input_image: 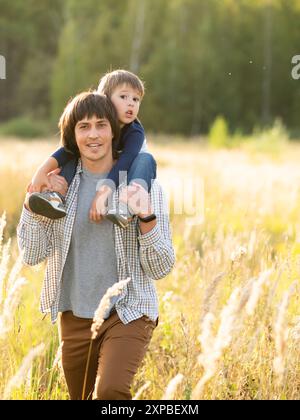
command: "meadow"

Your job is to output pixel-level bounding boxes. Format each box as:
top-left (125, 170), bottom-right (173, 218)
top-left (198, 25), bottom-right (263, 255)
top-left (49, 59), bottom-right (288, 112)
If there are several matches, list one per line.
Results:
top-left (1, 135), bottom-right (300, 400)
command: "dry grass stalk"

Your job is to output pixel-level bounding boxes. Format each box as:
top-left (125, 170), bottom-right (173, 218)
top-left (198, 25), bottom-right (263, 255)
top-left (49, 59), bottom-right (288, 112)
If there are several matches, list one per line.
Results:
top-left (51, 341), bottom-right (64, 371)
top-left (193, 269), bottom-right (274, 398)
top-left (192, 287), bottom-right (242, 399)
top-left (0, 212), bottom-right (6, 256)
top-left (3, 343), bottom-right (45, 399)
top-left (245, 269), bottom-right (273, 316)
top-left (201, 272), bottom-right (225, 322)
top-left (0, 212), bottom-right (8, 304)
top-left (230, 246), bottom-right (247, 263)
top-left (91, 278), bottom-right (131, 339)
top-left (7, 252), bottom-right (25, 291)
top-left (0, 239), bottom-right (11, 304)
top-left (133, 381), bottom-right (151, 400)
top-left (161, 373), bottom-right (184, 400)
top-left (273, 281), bottom-right (297, 382)
top-left (0, 276), bottom-right (27, 339)
top-left (0, 216), bottom-right (27, 339)
top-left (290, 315), bottom-right (300, 341)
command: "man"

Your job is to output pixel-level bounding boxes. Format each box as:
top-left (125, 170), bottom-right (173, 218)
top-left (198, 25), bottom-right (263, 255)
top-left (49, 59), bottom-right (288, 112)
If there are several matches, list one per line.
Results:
top-left (17, 92), bottom-right (175, 400)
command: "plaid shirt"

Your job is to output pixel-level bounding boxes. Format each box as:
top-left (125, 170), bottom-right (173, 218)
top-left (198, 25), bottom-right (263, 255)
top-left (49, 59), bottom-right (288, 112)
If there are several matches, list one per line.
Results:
top-left (17, 160), bottom-right (175, 324)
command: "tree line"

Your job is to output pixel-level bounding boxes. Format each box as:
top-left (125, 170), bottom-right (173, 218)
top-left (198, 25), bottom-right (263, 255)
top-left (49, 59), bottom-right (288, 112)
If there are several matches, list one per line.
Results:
top-left (0, 0), bottom-right (300, 135)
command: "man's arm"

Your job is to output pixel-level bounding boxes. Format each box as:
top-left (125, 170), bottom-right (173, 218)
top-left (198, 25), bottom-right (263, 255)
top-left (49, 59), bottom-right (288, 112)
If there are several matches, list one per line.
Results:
top-left (17, 172), bottom-right (67, 265)
top-left (137, 182), bottom-right (175, 280)
top-left (17, 206), bottom-right (54, 266)
top-left (28, 147), bottom-right (74, 193)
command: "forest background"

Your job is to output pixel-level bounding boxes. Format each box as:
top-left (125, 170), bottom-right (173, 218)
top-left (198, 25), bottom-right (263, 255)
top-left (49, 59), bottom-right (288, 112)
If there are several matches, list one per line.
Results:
top-left (1, 0), bottom-right (300, 137)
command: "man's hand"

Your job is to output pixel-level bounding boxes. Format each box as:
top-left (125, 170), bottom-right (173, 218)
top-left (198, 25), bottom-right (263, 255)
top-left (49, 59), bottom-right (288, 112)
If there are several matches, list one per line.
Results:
top-left (119, 182), bottom-right (153, 217)
top-left (27, 169), bottom-right (53, 193)
top-left (120, 183), bottom-right (156, 234)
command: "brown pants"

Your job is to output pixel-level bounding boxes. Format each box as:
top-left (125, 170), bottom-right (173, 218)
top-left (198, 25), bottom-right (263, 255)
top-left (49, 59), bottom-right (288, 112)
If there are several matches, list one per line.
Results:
top-left (58, 310), bottom-right (157, 400)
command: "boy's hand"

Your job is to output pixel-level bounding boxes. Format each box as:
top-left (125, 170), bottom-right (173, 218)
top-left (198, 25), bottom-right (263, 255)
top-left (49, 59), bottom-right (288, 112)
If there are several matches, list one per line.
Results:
top-left (28, 168), bottom-right (56, 193)
top-left (89, 185), bottom-right (112, 223)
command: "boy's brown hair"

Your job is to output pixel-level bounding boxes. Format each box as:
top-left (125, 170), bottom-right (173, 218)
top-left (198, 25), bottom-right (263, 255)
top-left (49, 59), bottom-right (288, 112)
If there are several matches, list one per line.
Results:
top-left (59, 91), bottom-right (120, 158)
top-left (97, 69), bottom-right (145, 99)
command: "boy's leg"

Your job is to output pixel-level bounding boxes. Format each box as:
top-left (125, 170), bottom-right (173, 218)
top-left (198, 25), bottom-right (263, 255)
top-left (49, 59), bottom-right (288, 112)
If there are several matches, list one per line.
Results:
top-left (127, 152), bottom-right (157, 192)
top-left (27, 159), bottom-right (77, 219)
top-left (106, 153), bottom-right (156, 228)
top-left (93, 312), bottom-right (157, 400)
top-left (59, 159), bottom-right (77, 187)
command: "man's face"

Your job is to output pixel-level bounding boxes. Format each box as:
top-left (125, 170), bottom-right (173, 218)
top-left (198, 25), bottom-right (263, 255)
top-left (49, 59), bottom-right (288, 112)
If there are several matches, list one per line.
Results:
top-left (110, 83), bottom-right (141, 127)
top-left (74, 115), bottom-right (114, 163)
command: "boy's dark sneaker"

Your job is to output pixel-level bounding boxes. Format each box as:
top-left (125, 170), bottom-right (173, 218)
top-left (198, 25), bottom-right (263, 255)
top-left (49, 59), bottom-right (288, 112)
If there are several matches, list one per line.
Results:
top-left (28, 191), bottom-right (66, 219)
top-left (105, 201), bottom-right (132, 229)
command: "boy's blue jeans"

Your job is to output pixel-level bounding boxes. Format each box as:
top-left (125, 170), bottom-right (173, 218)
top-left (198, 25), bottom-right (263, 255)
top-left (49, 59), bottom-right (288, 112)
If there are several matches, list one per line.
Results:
top-left (122, 152), bottom-right (157, 193)
top-left (60, 152), bottom-right (157, 193)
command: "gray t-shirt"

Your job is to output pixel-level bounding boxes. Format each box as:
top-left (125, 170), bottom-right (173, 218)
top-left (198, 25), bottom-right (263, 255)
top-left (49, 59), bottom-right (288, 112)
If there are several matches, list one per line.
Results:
top-left (58, 167), bottom-right (118, 318)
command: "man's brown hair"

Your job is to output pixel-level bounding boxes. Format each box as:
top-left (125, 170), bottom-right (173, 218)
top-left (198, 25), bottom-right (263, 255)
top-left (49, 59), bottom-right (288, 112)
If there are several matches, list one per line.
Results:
top-left (58, 92), bottom-right (120, 158)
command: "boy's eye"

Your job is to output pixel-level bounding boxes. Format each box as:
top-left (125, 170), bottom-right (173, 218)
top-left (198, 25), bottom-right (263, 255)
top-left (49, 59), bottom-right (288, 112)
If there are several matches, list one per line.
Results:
top-left (120, 95), bottom-right (127, 99)
top-left (133, 97), bottom-right (140, 103)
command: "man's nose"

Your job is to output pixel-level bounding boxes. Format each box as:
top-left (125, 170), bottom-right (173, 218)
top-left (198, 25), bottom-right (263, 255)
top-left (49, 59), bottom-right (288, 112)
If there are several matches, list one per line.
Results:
top-left (88, 126), bottom-right (100, 138)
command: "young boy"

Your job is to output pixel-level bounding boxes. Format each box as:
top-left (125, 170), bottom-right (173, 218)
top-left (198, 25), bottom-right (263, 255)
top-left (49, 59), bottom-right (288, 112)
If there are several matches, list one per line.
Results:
top-left (28, 69), bottom-right (156, 228)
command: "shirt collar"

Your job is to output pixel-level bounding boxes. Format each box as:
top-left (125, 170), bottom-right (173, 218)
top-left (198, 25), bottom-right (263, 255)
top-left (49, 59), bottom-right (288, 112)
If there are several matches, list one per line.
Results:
top-left (76, 158), bottom-right (83, 175)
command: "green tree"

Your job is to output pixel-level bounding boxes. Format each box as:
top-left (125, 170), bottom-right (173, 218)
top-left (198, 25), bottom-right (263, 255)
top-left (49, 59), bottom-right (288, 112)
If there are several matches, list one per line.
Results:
top-left (0, 0), bottom-right (63, 121)
top-left (51, 0), bottom-right (129, 120)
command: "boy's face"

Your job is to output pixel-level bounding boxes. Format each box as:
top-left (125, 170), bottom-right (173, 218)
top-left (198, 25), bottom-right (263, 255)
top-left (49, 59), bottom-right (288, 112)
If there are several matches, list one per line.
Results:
top-left (110, 83), bottom-right (141, 127)
top-left (74, 115), bottom-right (113, 163)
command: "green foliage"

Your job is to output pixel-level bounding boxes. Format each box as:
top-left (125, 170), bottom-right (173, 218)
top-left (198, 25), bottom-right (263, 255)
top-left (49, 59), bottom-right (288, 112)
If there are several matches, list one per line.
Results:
top-left (0, 117), bottom-right (48, 138)
top-left (208, 116), bottom-right (230, 148)
top-left (50, 0), bottom-right (130, 121)
top-left (1, 0), bottom-right (300, 136)
top-left (243, 119), bottom-right (289, 156)
top-left (0, 0), bottom-right (64, 120)
top-left (254, 119), bottom-right (289, 147)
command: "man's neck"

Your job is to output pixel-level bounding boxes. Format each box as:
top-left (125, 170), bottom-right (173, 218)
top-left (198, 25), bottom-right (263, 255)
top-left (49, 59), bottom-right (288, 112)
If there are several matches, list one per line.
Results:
top-left (81, 157), bottom-right (114, 174)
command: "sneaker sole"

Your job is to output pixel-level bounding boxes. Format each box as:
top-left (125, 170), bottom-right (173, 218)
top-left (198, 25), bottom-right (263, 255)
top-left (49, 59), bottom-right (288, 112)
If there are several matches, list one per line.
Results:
top-left (28, 194), bottom-right (66, 220)
top-left (106, 213), bottom-right (129, 229)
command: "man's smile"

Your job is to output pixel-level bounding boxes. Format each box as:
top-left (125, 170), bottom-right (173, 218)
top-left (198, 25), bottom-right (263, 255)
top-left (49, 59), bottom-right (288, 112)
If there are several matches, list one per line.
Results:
top-left (86, 143), bottom-right (103, 149)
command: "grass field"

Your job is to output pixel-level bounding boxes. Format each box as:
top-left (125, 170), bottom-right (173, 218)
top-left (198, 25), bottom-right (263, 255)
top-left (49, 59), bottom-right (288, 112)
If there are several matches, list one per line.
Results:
top-left (1, 135), bottom-right (300, 400)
